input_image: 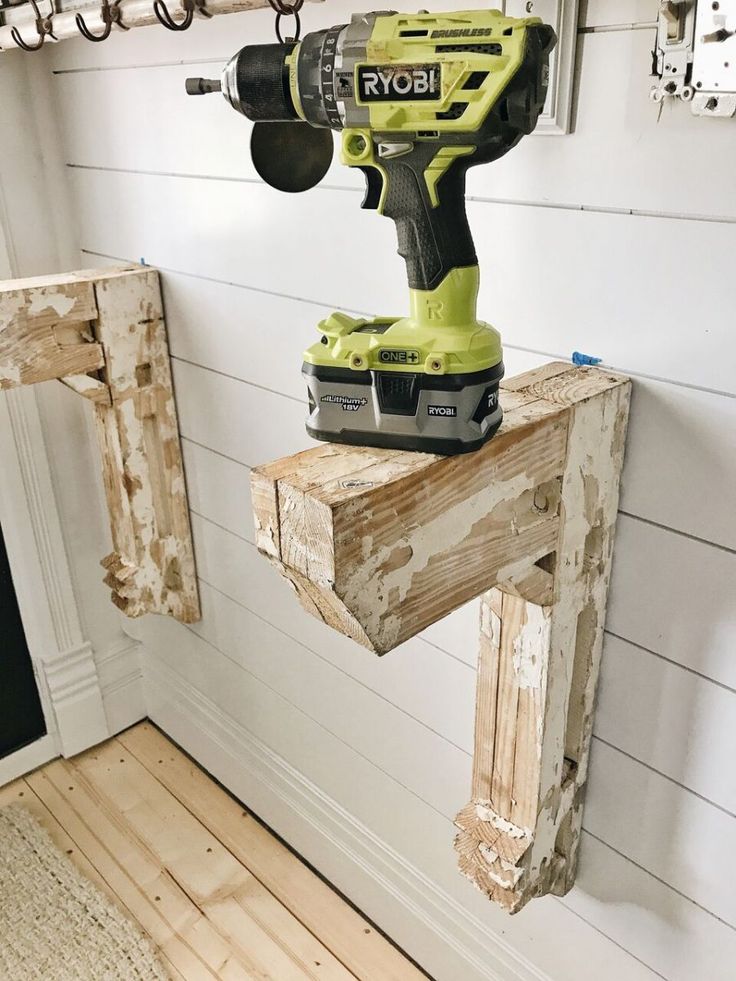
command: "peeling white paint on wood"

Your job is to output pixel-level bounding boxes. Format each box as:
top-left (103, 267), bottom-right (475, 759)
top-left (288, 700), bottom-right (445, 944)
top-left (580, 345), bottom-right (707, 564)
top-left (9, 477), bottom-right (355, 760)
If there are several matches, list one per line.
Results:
top-left (250, 362), bottom-right (630, 912)
top-left (456, 369), bottom-right (631, 913)
top-left (252, 391), bottom-right (570, 654)
top-left (28, 289), bottom-right (77, 319)
top-left (92, 268), bottom-right (200, 623)
top-left (0, 265), bottom-right (199, 624)
top-left (0, 279), bottom-right (103, 388)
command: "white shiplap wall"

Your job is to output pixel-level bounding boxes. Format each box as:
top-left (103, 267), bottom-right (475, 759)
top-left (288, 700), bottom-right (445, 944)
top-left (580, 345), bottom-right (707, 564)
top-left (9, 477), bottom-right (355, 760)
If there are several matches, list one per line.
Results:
top-left (28, 0), bottom-right (736, 977)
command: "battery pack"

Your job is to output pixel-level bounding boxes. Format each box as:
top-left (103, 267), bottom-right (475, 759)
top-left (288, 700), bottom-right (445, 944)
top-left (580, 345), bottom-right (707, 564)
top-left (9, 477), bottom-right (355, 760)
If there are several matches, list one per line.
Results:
top-left (303, 361), bottom-right (504, 455)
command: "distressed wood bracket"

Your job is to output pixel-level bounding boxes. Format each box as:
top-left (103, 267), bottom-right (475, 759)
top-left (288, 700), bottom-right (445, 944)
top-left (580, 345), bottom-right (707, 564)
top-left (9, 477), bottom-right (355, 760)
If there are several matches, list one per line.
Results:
top-left (0, 266), bottom-right (200, 624)
top-left (251, 362), bottom-right (631, 911)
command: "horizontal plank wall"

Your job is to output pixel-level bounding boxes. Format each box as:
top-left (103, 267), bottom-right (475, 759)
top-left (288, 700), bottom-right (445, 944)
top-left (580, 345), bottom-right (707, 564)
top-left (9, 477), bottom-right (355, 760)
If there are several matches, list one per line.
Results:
top-left (37, 0), bottom-right (736, 977)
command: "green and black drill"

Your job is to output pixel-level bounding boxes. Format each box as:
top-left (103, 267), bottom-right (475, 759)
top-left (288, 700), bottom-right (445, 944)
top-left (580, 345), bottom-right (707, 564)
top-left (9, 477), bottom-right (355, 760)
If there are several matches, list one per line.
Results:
top-left (187, 9), bottom-right (555, 454)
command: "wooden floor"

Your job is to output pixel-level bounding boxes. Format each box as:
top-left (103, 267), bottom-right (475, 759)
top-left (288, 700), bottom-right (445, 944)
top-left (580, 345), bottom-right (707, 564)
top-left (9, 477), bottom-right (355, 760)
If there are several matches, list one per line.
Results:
top-left (0, 722), bottom-right (424, 981)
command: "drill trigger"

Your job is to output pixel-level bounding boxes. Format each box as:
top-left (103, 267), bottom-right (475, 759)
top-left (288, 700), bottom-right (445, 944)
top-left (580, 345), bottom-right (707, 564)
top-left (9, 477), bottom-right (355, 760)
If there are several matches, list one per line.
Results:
top-left (358, 165), bottom-right (383, 210)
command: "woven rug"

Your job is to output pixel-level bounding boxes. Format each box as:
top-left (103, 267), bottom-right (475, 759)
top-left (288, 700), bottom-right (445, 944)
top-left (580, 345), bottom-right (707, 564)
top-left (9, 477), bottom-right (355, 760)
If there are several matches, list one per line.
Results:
top-left (0, 804), bottom-right (169, 981)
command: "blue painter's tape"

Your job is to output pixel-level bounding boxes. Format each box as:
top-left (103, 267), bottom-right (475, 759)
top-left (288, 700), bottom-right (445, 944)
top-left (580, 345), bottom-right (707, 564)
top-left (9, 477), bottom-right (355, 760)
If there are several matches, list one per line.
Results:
top-left (572, 351), bottom-right (602, 367)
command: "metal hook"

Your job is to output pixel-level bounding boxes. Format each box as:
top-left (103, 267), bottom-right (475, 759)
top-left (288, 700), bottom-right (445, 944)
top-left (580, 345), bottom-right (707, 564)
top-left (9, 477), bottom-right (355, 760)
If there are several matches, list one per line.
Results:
top-left (11, 0), bottom-right (56, 52)
top-left (266, 0), bottom-right (303, 42)
top-left (153, 0), bottom-right (192, 31)
top-left (274, 8), bottom-right (300, 43)
top-left (76, 0), bottom-right (113, 41)
top-left (153, 0), bottom-right (211, 31)
top-left (76, 0), bottom-right (127, 40)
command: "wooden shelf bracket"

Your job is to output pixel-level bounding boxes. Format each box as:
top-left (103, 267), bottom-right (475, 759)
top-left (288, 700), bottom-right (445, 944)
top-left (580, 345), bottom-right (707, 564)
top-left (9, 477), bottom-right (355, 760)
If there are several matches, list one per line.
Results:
top-left (251, 362), bottom-right (631, 911)
top-left (0, 265), bottom-right (200, 624)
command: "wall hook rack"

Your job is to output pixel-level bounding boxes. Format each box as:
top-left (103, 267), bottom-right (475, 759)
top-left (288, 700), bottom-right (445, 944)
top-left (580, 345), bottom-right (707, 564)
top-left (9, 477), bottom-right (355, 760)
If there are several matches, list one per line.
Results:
top-left (0, 265), bottom-right (200, 624)
top-left (250, 362), bottom-right (631, 911)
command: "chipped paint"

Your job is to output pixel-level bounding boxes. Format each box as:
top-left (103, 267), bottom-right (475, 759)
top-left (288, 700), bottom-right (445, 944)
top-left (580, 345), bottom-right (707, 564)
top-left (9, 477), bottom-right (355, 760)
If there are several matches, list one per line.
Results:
top-left (451, 369), bottom-right (631, 913)
top-left (474, 803), bottom-right (530, 838)
top-left (478, 861), bottom-right (521, 889)
top-left (343, 470), bottom-right (538, 649)
top-left (478, 844), bottom-right (524, 885)
top-left (87, 269), bottom-right (200, 623)
top-left (0, 363), bottom-right (21, 385)
top-left (28, 289), bottom-right (77, 319)
top-left (248, 361), bottom-right (630, 913)
top-left (511, 603), bottom-right (550, 690)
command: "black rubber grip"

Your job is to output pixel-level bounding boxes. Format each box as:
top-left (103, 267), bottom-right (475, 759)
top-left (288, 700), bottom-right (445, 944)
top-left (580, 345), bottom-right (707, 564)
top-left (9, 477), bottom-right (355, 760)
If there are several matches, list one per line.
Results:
top-left (379, 144), bottom-right (476, 292)
top-left (234, 43), bottom-right (298, 121)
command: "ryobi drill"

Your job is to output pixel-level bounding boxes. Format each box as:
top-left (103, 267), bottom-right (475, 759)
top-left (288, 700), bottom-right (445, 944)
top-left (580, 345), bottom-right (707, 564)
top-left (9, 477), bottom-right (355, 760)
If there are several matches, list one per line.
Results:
top-left (187, 9), bottom-right (555, 454)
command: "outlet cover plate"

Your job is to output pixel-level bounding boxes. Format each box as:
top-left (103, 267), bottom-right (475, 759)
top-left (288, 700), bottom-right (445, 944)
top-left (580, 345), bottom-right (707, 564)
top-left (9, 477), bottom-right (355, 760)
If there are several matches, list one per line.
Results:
top-left (505, 0), bottom-right (579, 134)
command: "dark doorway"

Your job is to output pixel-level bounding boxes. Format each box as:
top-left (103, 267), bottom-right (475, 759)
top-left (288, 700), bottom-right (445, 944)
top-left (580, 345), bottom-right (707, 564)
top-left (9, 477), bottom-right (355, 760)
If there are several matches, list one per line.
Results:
top-left (0, 522), bottom-right (46, 758)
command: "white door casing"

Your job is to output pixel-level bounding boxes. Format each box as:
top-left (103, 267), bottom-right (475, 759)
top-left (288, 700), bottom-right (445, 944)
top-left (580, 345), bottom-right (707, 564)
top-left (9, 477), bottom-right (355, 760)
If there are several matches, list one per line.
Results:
top-left (0, 165), bottom-right (130, 780)
top-left (0, 387), bottom-right (110, 765)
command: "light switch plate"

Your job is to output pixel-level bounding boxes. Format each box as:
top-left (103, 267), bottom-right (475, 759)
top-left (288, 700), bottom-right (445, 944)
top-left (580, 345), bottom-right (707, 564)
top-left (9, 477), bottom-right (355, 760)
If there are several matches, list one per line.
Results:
top-left (692, 0), bottom-right (736, 115)
top-left (651, 0), bottom-right (736, 117)
top-left (505, 0), bottom-right (579, 134)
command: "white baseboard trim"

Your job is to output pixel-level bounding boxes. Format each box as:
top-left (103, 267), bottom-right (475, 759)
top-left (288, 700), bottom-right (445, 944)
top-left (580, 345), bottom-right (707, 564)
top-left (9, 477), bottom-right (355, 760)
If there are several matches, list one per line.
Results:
top-left (143, 653), bottom-right (550, 981)
top-left (97, 637), bottom-right (145, 737)
top-left (40, 640), bottom-right (108, 757)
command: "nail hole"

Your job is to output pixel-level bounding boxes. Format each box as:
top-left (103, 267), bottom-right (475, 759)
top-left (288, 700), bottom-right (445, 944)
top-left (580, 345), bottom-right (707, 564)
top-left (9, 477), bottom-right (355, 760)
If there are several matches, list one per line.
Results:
top-left (135, 363), bottom-right (153, 387)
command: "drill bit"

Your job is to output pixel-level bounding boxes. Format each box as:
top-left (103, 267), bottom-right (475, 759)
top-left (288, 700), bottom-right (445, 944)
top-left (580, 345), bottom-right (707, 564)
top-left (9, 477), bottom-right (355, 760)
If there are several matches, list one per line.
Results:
top-left (185, 77), bottom-right (222, 96)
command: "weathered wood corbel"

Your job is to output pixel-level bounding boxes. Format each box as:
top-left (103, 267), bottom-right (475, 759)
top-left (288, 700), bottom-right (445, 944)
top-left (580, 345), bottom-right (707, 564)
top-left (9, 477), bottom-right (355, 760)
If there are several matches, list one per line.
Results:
top-left (0, 266), bottom-right (200, 624)
top-left (250, 363), bottom-right (631, 911)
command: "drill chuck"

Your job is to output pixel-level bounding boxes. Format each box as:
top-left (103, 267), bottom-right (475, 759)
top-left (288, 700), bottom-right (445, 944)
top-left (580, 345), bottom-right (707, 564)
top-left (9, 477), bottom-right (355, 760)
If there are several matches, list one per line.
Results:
top-left (185, 44), bottom-right (298, 121)
top-left (223, 42), bottom-right (298, 120)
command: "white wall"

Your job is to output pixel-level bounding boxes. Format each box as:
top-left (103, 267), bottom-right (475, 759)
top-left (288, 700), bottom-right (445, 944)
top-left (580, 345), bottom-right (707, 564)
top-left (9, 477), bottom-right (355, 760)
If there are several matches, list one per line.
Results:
top-left (19, 1), bottom-right (736, 977)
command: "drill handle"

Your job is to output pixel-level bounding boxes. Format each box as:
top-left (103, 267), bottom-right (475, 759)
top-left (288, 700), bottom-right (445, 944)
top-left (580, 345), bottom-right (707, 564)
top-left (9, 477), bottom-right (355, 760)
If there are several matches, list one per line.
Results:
top-left (377, 145), bottom-right (477, 293)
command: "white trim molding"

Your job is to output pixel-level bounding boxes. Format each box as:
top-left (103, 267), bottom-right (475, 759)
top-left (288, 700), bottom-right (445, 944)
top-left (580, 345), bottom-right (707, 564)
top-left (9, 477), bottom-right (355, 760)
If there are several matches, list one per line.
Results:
top-left (41, 641), bottom-right (109, 758)
top-left (0, 75), bottom-right (145, 778)
top-left (0, 387), bottom-right (145, 766)
top-left (143, 653), bottom-right (551, 981)
top-left (0, 387), bottom-right (108, 759)
top-left (96, 637), bottom-right (146, 737)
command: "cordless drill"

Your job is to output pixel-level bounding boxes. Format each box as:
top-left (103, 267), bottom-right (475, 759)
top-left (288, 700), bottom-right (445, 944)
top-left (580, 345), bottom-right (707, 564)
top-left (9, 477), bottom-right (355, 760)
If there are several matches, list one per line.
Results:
top-left (187, 9), bottom-right (555, 454)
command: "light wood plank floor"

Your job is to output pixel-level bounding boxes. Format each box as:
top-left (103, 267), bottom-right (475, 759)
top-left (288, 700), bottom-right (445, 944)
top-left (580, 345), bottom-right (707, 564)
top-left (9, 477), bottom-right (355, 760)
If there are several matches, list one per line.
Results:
top-left (0, 722), bottom-right (425, 981)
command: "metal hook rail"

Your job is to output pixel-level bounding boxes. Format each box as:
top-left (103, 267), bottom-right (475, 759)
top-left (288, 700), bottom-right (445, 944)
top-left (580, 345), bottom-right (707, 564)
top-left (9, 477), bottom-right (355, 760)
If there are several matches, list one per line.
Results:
top-left (0, 0), bottom-right (312, 51)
